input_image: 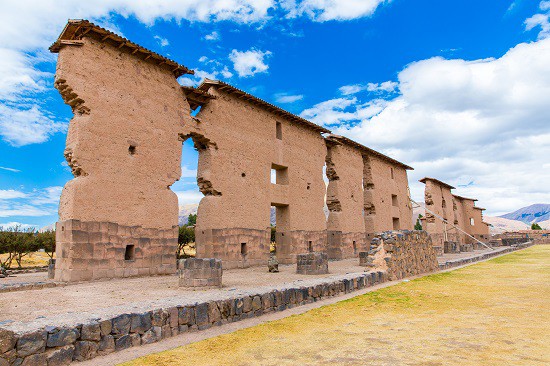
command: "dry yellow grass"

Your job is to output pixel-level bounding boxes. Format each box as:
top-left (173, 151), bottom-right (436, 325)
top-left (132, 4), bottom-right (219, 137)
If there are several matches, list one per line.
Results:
top-left (123, 245), bottom-right (550, 366)
top-left (0, 251), bottom-right (52, 268)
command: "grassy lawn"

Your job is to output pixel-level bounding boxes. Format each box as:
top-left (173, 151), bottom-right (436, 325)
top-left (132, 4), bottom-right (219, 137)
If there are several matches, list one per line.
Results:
top-left (123, 245), bottom-right (550, 366)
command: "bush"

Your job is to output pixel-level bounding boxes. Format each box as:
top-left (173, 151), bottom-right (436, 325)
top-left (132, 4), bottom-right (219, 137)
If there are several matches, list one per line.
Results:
top-left (531, 223), bottom-right (542, 230)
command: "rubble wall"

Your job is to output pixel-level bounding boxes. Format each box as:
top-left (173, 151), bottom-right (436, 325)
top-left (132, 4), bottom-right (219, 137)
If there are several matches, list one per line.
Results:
top-left (367, 231), bottom-right (439, 280)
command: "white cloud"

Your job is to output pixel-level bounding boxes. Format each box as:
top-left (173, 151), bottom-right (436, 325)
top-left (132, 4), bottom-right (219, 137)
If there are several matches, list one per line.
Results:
top-left (281, 0), bottom-right (387, 21)
top-left (275, 93), bottom-right (304, 103)
top-left (175, 189), bottom-right (204, 205)
top-left (526, 2), bottom-right (550, 39)
top-left (301, 38), bottom-right (550, 215)
top-left (0, 166), bottom-right (20, 173)
top-left (0, 222), bottom-right (39, 230)
top-left (154, 35), bottom-right (169, 47)
top-left (204, 31), bottom-right (221, 41)
top-left (0, 104), bottom-right (67, 146)
top-left (180, 166), bottom-right (197, 178)
top-left (339, 81), bottom-right (398, 95)
top-left (0, 190), bottom-right (27, 199)
top-left (229, 48), bottom-right (272, 77)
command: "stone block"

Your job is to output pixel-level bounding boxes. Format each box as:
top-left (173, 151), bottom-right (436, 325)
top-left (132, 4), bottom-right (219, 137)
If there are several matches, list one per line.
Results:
top-left (98, 335), bottom-right (115, 355)
top-left (16, 331), bottom-right (46, 358)
top-left (130, 313), bottom-right (152, 335)
top-left (111, 314), bottom-right (131, 335)
top-left (296, 252), bottom-right (328, 275)
top-left (0, 328), bottom-right (17, 354)
top-left (81, 322), bottom-right (101, 341)
top-left (47, 328), bottom-right (79, 348)
top-left (73, 341), bottom-right (98, 361)
top-left (46, 345), bottom-right (74, 366)
top-left (178, 258), bottom-right (223, 289)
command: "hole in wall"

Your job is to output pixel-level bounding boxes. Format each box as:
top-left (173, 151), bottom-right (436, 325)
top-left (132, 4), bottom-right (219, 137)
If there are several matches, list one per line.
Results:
top-left (276, 121), bottom-right (282, 140)
top-left (241, 172), bottom-right (246, 177)
top-left (241, 242), bottom-right (247, 257)
top-left (128, 145), bottom-right (136, 155)
top-left (308, 241), bottom-right (313, 252)
top-left (353, 241), bottom-right (357, 255)
top-left (124, 245), bottom-right (135, 261)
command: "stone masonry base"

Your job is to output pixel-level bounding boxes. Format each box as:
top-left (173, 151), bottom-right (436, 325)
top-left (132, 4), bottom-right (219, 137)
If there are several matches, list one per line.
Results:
top-left (296, 252), bottom-right (329, 275)
top-left (178, 258), bottom-right (222, 289)
top-left (54, 220), bottom-right (178, 282)
top-left (0, 243), bottom-right (533, 366)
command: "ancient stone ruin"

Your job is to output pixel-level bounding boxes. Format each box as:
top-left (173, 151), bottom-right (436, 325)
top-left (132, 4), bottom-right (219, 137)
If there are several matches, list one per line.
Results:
top-left (420, 177), bottom-right (490, 254)
top-left (49, 20), bottom-right (487, 283)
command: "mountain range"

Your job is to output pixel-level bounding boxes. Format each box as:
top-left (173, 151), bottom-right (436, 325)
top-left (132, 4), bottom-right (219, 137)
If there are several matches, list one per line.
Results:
top-left (499, 204), bottom-right (550, 223)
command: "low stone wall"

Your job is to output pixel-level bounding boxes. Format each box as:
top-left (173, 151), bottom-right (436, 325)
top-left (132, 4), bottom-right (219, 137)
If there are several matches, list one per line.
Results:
top-left (296, 252), bottom-right (328, 275)
top-left (178, 258), bottom-right (222, 289)
top-left (358, 251), bottom-right (369, 266)
top-left (0, 270), bottom-right (388, 366)
top-left (444, 241), bottom-right (460, 254)
top-left (501, 237), bottom-right (531, 246)
top-left (439, 242), bottom-right (534, 270)
top-left (459, 244), bottom-right (474, 252)
top-left (367, 231), bottom-right (439, 281)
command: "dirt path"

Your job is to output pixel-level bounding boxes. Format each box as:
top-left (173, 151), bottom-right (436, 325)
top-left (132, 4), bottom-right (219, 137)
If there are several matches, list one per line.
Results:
top-left (120, 245), bottom-right (550, 366)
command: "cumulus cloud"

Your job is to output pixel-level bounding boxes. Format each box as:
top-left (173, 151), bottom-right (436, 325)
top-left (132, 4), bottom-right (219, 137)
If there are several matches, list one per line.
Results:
top-left (526, 1), bottom-right (550, 39)
top-left (275, 93), bottom-right (304, 103)
top-left (281, 0), bottom-right (387, 21)
top-left (0, 190), bottom-right (27, 200)
top-left (301, 38), bottom-right (550, 215)
top-left (204, 31), bottom-right (221, 41)
top-left (229, 48), bottom-right (272, 77)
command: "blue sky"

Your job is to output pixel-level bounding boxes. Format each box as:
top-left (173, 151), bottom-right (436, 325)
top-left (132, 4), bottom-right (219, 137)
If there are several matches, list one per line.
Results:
top-left (1, 0), bottom-right (550, 228)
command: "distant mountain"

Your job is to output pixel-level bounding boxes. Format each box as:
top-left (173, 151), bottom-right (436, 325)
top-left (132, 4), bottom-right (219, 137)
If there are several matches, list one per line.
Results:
top-left (178, 203), bottom-right (199, 225)
top-left (484, 216), bottom-right (530, 235)
top-left (499, 204), bottom-right (550, 224)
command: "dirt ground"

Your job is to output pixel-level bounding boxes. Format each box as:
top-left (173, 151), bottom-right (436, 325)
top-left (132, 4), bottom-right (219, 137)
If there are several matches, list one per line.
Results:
top-left (123, 245), bottom-right (550, 366)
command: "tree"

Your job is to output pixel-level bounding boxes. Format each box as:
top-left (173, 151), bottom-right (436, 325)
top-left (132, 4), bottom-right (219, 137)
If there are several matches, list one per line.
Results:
top-left (414, 215), bottom-right (423, 230)
top-left (36, 230), bottom-right (56, 259)
top-left (531, 222), bottom-right (542, 230)
top-left (187, 213), bottom-right (197, 226)
top-left (270, 225), bottom-right (276, 243)
top-left (177, 225), bottom-right (195, 258)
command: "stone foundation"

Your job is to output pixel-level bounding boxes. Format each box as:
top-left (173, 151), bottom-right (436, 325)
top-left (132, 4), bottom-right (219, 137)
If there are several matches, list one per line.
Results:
top-left (358, 251), bottom-right (369, 266)
top-left (327, 231), bottom-right (367, 260)
top-left (444, 241), bottom-right (460, 254)
top-left (54, 220), bottom-right (178, 282)
top-left (276, 230), bottom-right (328, 264)
top-left (195, 228), bottom-right (270, 269)
top-left (367, 231), bottom-right (439, 280)
top-left (459, 244), bottom-right (474, 252)
top-left (296, 252), bottom-right (329, 275)
top-left (178, 258), bottom-right (222, 289)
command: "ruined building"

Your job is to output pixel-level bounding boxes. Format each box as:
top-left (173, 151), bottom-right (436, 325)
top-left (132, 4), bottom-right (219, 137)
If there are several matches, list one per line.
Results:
top-left (420, 177), bottom-right (490, 252)
top-left (49, 20), bottom-right (459, 282)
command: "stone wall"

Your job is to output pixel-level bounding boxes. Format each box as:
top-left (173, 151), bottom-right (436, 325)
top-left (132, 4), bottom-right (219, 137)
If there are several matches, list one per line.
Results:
top-left (178, 258), bottom-right (222, 289)
top-left (296, 252), bottom-right (329, 275)
top-left (366, 231), bottom-right (439, 280)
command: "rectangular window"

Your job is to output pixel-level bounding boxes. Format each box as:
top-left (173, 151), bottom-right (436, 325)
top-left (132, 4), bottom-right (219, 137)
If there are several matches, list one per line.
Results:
top-left (241, 242), bottom-right (247, 256)
top-left (276, 122), bottom-right (282, 140)
top-left (390, 167), bottom-right (394, 179)
top-left (392, 194), bottom-right (398, 207)
top-left (308, 241), bottom-right (313, 252)
top-left (124, 245), bottom-right (135, 261)
top-left (353, 241), bottom-right (357, 255)
top-left (392, 217), bottom-right (400, 230)
top-left (271, 163), bottom-right (289, 185)
top-left (470, 218), bottom-right (475, 226)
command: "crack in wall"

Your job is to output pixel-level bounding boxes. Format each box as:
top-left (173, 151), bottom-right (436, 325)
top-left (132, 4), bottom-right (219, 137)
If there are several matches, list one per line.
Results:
top-left (64, 148), bottom-right (87, 177)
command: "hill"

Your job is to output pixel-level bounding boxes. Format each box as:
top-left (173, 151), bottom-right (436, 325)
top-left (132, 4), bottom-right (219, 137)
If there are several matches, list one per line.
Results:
top-left (499, 204), bottom-right (550, 224)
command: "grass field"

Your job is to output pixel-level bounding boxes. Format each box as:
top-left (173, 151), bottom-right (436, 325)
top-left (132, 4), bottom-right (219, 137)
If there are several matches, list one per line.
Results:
top-left (0, 251), bottom-right (52, 268)
top-left (123, 245), bottom-right (550, 366)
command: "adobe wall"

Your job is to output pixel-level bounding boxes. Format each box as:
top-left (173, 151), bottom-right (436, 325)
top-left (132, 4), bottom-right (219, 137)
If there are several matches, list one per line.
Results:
top-left (325, 138), bottom-right (367, 259)
top-left (193, 87), bottom-right (327, 267)
top-left (53, 36), bottom-right (195, 282)
top-left (364, 155), bottom-right (413, 237)
top-left (422, 179), bottom-right (461, 249)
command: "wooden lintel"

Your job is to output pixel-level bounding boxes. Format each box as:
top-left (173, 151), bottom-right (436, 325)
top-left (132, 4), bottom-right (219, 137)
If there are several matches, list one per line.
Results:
top-left (101, 34), bottom-right (110, 42)
top-left (59, 40), bottom-right (84, 47)
top-left (117, 42), bottom-right (126, 49)
top-left (144, 54), bottom-right (152, 61)
top-left (131, 48), bottom-right (139, 55)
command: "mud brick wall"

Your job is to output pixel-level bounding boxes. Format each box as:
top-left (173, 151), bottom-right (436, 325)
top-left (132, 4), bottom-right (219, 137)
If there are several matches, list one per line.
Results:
top-left (367, 231), bottom-right (439, 281)
top-left (296, 252), bottom-right (329, 275)
top-left (178, 258), bottom-right (222, 289)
